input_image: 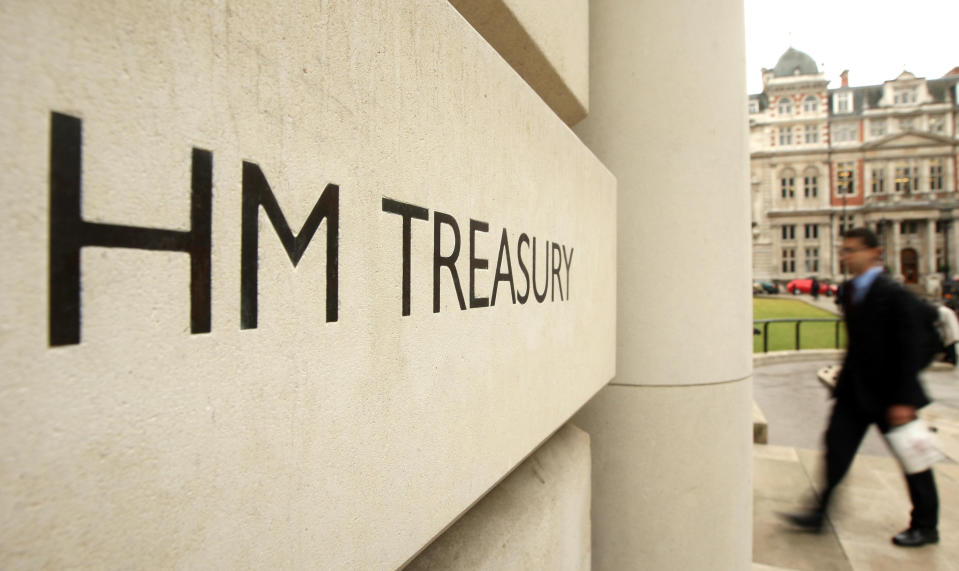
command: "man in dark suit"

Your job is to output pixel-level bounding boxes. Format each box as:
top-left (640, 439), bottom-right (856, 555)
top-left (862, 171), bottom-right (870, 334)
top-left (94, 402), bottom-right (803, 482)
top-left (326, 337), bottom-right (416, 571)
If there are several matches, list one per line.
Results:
top-left (783, 227), bottom-right (939, 547)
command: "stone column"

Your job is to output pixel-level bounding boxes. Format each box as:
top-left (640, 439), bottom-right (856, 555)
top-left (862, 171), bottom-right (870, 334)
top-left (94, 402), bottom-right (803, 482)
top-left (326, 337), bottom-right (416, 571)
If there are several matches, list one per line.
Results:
top-left (950, 213), bottom-right (959, 278)
top-left (925, 219), bottom-right (937, 276)
top-left (797, 225), bottom-right (806, 275)
top-left (831, 215), bottom-right (841, 278)
top-left (891, 220), bottom-right (902, 278)
top-left (571, 0), bottom-right (752, 569)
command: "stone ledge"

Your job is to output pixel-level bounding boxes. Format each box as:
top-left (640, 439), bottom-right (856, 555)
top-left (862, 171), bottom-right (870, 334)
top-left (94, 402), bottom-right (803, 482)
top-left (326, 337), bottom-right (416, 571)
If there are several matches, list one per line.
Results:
top-left (753, 350), bottom-right (845, 368)
top-left (753, 400), bottom-right (768, 444)
top-left (449, 0), bottom-right (588, 126)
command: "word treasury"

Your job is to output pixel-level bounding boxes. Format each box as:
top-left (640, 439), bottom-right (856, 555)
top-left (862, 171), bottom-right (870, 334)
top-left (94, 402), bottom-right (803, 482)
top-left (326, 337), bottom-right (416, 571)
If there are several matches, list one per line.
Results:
top-left (48, 113), bottom-right (575, 346)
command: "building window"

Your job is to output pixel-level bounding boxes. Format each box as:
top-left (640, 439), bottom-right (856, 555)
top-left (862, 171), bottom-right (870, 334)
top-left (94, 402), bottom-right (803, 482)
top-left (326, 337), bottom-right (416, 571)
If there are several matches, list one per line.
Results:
top-left (782, 225), bottom-right (796, 240)
top-left (781, 174), bottom-right (796, 198)
top-left (804, 124), bottom-right (819, 143)
top-left (936, 221), bottom-right (947, 233)
top-left (805, 224), bottom-right (818, 239)
top-left (837, 163), bottom-right (855, 195)
top-left (834, 92), bottom-right (851, 113)
top-left (930, 159), bottom-right (943, 191)
top-left (898, 117), bottom-right (915, 132)
top-left (833, 122), bottom-right (857, 142)
top-left (894, 87), bottom-right (917, 105)
top-left (778, 98), bottom-right (793, 115)
top-left (870, 119), bottom-right (886, 138)
top-left (803, 95), bottom-right (818, 112)
top-left (782, 248), bottom-right (796, 273)
top-left (839, 215), bottom-right (855, 235)
top-left (803, 175), bottom-right (818, 197)
top-left (871, 168), bottom-right (885, 194)
top-left (805, 247), bottom-right (819, 272)
top-left (894, 165), bottom-right (915, 193)
top-left (929, 115), bottom-right (945, 133)
top-left (937, 247), bottom-right (944, 269)
top-left (779, 126), bottom-right (793, 145)
top-left (899, 220), bottom-right (919, 234)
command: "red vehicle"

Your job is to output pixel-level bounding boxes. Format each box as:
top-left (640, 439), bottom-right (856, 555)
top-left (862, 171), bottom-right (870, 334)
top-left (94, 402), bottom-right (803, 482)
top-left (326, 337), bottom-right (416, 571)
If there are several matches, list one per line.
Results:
top-left (785, 279), bottom-right (836, 296)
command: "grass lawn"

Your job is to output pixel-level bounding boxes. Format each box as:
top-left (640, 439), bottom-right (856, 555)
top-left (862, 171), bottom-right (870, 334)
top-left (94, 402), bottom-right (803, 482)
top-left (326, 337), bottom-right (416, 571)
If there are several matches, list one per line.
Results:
top-left (753, 297), bottom-right (847, 353)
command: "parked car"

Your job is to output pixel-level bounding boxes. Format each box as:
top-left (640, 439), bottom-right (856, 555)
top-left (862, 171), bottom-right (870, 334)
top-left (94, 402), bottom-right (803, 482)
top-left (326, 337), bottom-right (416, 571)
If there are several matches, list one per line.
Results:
top-left (752, 280), bottom-right (780, 294)
top-left (942, 278), bottom-right (959, 312)
top-left (785, 278), bottom-right (836, 296)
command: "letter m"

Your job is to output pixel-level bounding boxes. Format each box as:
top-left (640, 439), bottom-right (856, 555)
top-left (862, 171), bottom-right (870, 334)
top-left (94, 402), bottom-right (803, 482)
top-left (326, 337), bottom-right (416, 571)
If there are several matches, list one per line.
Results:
top-left (241, 162), bottom-right (339, 329)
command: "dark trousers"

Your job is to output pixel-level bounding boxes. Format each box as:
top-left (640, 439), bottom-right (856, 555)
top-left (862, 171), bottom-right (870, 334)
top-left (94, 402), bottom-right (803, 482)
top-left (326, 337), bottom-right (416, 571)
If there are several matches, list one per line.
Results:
top-left (945, 343), bottom-right (957, 365)
top-left (819, 399), bottom-right (939, 529)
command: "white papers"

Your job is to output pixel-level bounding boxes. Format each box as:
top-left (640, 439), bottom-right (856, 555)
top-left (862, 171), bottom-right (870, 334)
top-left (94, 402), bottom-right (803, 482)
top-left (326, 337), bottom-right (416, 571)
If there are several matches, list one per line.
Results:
top-left (885, 419), bottom-right (947, 474)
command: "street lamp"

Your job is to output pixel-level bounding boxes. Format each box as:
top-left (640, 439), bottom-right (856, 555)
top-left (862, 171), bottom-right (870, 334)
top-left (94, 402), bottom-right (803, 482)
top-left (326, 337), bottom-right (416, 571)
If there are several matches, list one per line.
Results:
top-left (895, 175), bottom-right (910, 195)
top-left (940, 210), bottom-right (951, 281)
top-left (838, 168), bottom-right (852, 236)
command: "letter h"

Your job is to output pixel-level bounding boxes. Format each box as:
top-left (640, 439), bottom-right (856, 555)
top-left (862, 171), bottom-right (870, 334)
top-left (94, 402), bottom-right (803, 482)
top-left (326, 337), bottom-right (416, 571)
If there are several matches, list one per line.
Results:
top-left (48, 112), bottom-right (212, 346)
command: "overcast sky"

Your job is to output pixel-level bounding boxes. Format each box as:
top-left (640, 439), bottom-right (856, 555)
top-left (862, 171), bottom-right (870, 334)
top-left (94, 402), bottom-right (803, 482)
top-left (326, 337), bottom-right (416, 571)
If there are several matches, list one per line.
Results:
top-left (744, 0), bottom-right (959, 95)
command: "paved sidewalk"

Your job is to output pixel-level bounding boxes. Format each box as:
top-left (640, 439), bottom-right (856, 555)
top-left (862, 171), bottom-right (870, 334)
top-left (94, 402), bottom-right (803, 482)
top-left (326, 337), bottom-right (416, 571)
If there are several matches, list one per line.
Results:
top-left (752, 359), bottom-right (959, 570)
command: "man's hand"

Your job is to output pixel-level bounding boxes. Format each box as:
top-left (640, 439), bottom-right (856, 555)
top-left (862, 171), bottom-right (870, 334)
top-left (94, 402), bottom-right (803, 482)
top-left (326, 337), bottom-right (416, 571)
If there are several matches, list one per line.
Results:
top-left (887, 404), bottom-right (917, 427)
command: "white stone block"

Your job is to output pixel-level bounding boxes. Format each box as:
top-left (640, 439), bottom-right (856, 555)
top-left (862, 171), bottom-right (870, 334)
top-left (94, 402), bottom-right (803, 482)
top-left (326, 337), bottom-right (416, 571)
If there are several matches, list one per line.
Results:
top-left (0, 1), bottom-right (615, 568)
top-left (405, 424), bottom-right (591, 570)
top-left (572, 381), bottom-right (753, 570)
top-left (449, 0), bottom-right (589, 125)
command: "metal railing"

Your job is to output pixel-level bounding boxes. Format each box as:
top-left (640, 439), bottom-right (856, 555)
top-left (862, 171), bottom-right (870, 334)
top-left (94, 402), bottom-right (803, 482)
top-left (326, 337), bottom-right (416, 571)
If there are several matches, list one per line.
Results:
top-left (753, 318), bottom-right (844, 353)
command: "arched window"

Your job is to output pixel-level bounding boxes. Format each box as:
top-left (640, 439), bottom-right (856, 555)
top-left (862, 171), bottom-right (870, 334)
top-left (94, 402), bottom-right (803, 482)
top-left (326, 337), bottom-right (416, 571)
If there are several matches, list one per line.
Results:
top-left (802, 167), bottom-right (819, 198)
top-left (803, 95), bottom-right (818, 112)
top-left (780, 169), bottom-right (797, 199)
top-left (778, 98), bottom-right (793, 115)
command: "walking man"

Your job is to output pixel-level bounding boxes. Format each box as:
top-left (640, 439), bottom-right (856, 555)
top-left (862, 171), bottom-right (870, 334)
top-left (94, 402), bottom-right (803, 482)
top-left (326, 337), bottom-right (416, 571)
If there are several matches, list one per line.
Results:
top-left (783, 228), bottom-right (939, 547)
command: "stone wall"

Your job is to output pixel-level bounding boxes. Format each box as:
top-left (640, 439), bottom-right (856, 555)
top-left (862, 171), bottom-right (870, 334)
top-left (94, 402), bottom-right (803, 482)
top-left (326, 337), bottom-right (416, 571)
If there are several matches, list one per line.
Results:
top-left (0, 2), bottom-right (613, 568)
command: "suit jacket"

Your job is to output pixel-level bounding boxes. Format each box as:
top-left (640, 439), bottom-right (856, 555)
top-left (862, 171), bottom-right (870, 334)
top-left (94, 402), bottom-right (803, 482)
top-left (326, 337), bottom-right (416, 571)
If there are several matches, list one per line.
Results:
top-left (835, 273), bottom-right (930, 418)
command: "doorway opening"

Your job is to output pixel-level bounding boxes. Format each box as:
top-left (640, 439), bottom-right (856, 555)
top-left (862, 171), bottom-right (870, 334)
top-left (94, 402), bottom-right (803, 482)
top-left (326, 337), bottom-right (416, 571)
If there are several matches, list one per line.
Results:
top-left (901, 248), bottom-right (919, 283)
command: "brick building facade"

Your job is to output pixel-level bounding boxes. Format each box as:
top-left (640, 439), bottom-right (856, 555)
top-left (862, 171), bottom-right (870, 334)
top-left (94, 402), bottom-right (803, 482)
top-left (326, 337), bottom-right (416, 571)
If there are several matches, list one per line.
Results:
top-left (750, 48), bottom-right (959, 285)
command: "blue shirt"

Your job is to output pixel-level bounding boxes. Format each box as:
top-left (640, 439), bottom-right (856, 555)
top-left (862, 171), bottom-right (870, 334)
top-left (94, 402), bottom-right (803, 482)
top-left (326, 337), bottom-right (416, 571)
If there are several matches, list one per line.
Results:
top-left (850, 265), bottom-right (883, 305)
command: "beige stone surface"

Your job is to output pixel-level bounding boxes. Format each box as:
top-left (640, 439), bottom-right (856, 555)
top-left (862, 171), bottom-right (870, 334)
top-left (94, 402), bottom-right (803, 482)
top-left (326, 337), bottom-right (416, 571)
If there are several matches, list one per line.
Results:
top-left (567, 0), bottom-right (753, 568)
top-left (799, 450), bottom-right (959, 569)
top-left (572, 380), bottom-right (753, 570)
top-left (756, 445), bottom-right (959, 570)
top-left (753, 446), bottom-right (851, 571)
top-left (0, 1), bottom-right (615, 568)
top-left (449, 0), bottom-right (588, 125)
top-left (753, 564), bottom-right (799, 571)
top-left (574, 0), bottom-right (752, 388)
top-left (754, 349), bottom-right (844, 368)
top-left (405, 423), bottom-right (590, 570)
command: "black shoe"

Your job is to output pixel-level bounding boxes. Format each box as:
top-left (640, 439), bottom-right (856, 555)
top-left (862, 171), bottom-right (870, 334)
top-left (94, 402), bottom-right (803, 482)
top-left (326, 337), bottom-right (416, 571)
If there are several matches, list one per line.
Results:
top-left (779, 510), bottom-right (823, 532)
top-left (892, 528), bottom-right (939, 547)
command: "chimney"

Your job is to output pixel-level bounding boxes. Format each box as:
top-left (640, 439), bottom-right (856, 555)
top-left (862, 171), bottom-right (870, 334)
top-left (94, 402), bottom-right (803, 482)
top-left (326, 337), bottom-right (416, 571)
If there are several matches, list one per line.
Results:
top-left (762, 68), bottom-right (773, 88)
top-left (840, 70), bottom-right (849, 88)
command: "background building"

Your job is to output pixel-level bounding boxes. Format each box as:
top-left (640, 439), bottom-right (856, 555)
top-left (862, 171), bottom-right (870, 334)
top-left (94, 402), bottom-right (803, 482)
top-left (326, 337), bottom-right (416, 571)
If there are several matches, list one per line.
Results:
top-left (750, 48), bottom-right (959, 285)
